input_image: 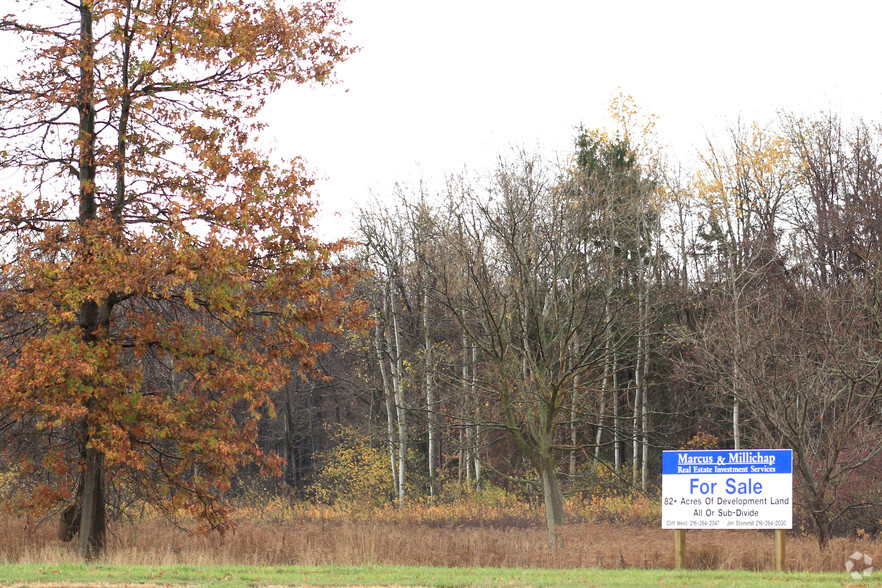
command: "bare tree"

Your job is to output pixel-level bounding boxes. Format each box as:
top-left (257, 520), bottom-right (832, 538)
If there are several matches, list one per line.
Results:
top-left (427, 153), bottom-right (624, 548)
top-left (692, 272), bottom-right (882, 547)
top-left (692, 122), bottom-right (795, 448)
top-left (358, 204), bottom-right (410, 505)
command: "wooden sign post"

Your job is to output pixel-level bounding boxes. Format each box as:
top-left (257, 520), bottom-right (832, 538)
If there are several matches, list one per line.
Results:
top-left (775, 528), bottom-right (786, 571)
top-left (673, 528), bottom-right (785, 570)
top-left (674, 529), bottom-right (686, 569)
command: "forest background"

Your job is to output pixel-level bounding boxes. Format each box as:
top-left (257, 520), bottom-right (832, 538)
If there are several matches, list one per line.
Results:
top-left (308, 103), bottom-right (882, 553)
top-left (0, 0), bottom-right (880, 570)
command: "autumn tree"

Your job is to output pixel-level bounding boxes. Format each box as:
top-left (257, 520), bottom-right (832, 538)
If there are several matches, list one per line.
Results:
top-left (357, 200), bottom-right (412, 504)
top-left (565, 124), bottom-right (659, 486)
top-left (356, 189), bottom-right (453, 504)
top-left (691, 122), bottom-right (795, 448)
top-left (0, 0), bottom-right (362, 558)
top-left (680, 115), bottom-right (882, 546)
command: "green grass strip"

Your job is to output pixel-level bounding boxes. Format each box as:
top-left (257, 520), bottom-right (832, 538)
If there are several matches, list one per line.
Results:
top-left (0, 563), bottom-right (877, 587)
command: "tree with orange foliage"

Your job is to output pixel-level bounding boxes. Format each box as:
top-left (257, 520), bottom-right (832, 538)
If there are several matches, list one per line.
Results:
top-left (0, 0), bottom-right (363, 558)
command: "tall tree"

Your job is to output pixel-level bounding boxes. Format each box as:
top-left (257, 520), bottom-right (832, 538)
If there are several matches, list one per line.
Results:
top-left (681, 115), bottom-right (882, 546)
top-left (0, 0), bottom-right (361, 558)
top-left (566, 122), bottom-right (658, 482)
top-left (692, 264), bottom-right (882, 547)
top-left (692, 122), bottom-right (794, 448)
top-left (784, 114), bottom-right (882, 285)
top-left (431, 153), bottom-right (621, 548)
top-left (358, 201), bottom-right (411, 505)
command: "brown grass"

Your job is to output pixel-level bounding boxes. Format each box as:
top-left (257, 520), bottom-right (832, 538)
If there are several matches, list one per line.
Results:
top-left (0, 510), bottom-right (878, 572)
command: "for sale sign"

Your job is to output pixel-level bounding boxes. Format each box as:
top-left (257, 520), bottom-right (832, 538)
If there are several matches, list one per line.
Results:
top-left (662, 449), bottom-right (792, 529)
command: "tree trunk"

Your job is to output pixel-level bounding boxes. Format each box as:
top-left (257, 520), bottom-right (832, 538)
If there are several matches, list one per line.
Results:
top-left (457, 427), bottom-right (464, 489)
top-left (639, 263), bottom-right (650, 490)
top-left (733, 394), bottom-right (741, 450)
top-left (612, 352), bottom-right (620, 473)
top-left (632, 379), bottom-right (640, 488)
top-left (77, 0), bottom-right (96, 221)
top-left (641, 381), bottom-right (649, 490)
top-left (462, 334), bottom-right (472, 490)
top-left (730, 236), bottom-right (742, 451)
top-left (596, 303), bottom-right (612, 465)
top-left (473, 423), bottom-right (481, 489)
top-left (634, 217), bottom-right (645, 489)
top-left (374, 318), bottom-right (398, 495)
top-left (594, 389), bottom-right (605, 464)
top-left (423, 292), bottom-right (436, 500)
top-left (642, 211), bottom-right (660, 490)
top-left (387, 285), bottom-right (406, 505)
top-left (570, 373), bottom-right (579, 476)
top-left (283, 380), bottom-right (297, 487)
top-left (75, 0), bottom-right (106, 560)
top-left (539, 457), bottom-right (564, 550)
top-left (465, 427), bottom-right (473, 489)
top-left (811, 505), bottom-right (830, 549)
top-left (470, 344), bottom-right (481, 489)
top-left (77, 445), bottom-right (106, 560)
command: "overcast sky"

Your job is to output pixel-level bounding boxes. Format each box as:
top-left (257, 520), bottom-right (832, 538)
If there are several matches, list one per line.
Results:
top-left (263, 1), bottom-right (882, 241)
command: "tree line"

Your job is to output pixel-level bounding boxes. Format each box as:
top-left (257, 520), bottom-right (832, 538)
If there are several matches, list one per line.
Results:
top-left (290, 108), bottom-right (882, 549)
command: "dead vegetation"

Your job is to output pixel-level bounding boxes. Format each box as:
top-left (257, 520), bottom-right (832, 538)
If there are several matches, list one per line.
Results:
top-left (0, 509), bottom-right (877, 572)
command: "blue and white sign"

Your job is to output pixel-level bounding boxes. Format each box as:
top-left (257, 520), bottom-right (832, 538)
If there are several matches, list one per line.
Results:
top-left (662, 449), bottom-right (792, 529)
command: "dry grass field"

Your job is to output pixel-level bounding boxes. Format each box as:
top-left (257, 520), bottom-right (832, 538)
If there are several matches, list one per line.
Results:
top-left (0, 494), bottom-right (877, 573)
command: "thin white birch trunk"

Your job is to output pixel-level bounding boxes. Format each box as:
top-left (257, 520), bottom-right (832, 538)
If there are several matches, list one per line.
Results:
top-left (471, 344), bottom-right (480, 488)
top-left (596, 285), bottom-right (613, 464)
top-left (632, 378), bottom-right (641, 488)
top-left (641, 381), bottom-right (649, 489)
top-left (639, 293), bottom-right (650, 490)
top-left (636, 214), bottom-right (648, 491)
top-left (386, 283), bottom-right (407, 505)
top-left (613, 352), bottom-right (620, 472)
top-left (642, 209), bottom-right (662, 490)
top-left (374, 314), bottom-right (398, 495)
top-left (423, 291), bottom-right (435, 500)
top-left (731, 262), bottom-right (741, 450)
top-left (457, 428), bottom-right (464, 489)
top-left (462, 333), bottom-right (471, 490)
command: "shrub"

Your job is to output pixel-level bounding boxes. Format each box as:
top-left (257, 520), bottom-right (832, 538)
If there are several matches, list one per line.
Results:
top-left (309, 428), bottom-right (393, 507)
top-left (567, 493), bottom-right (661, 526)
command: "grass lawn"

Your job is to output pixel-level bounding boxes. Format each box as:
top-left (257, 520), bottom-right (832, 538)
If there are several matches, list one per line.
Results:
top-left (0, 563), bottom-right (877, 587)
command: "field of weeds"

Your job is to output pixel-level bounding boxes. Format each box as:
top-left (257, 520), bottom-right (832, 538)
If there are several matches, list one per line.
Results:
top-left (0, 491), bottom-right (878, 573)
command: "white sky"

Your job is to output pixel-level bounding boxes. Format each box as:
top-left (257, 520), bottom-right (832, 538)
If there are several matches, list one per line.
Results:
top-left (263, 0), bottom-right (882, 241)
